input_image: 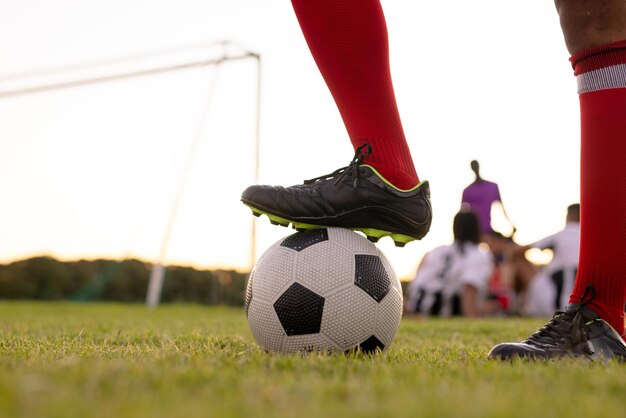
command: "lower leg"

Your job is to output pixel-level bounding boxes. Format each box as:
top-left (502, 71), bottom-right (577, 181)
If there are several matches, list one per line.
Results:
top-left (556, 0), bottom-right (626, 335)
top-left (291, 0), bottom-right (419, 189)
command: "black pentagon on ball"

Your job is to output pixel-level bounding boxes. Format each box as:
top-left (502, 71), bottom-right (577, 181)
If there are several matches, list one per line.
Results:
top-left (280, 228), bottom-right (329, 252)
top-left (354, 254), bottom-right (391, 302)
top-left (273, 282), bottom-right (325, 336)
top-left (354, 335), bottom-right (385, 354)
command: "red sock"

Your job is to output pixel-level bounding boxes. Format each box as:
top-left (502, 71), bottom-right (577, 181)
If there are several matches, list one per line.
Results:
top-left (568, 40), bottom-right (626, 335)
top-left (291, 0), bottom-right (419, 189)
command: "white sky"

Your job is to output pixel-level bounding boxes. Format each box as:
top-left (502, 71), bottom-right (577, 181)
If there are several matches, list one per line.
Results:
top-left (0, 0), bottom-right (580, 280)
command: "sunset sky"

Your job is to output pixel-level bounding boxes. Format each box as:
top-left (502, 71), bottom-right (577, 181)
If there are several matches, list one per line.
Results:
top-left (0, 0), bottom-right (580, 279)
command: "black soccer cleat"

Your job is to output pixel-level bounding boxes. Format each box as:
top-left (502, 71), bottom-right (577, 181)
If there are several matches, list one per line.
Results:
top-left (488, 286), bottom-right (626, 361)
top-left (241, 144), bottom-right (432, 247)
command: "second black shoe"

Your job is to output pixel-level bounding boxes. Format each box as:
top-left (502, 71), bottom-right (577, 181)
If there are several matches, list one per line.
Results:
top-left (241, 144), bottom-right (432, 247)
top-left (488, 286), bottom-right (626, 361)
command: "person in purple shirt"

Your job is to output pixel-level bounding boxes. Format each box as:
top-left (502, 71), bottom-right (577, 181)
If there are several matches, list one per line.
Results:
top-left (461, 160), bottom-right (515, 236)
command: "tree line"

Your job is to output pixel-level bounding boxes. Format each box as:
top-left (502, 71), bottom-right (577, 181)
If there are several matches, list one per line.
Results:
top-left (0, 256), bottom-right (248, 305)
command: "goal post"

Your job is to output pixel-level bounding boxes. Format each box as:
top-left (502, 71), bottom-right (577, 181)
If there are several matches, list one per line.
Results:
top-left (145, 52), bottom-right (262, 307)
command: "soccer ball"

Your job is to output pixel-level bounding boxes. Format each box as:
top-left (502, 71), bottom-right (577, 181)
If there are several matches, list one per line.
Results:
top-left (245, 227), bottom-right (403, 353)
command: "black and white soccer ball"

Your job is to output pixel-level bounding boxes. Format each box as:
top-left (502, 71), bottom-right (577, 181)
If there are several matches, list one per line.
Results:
top-left (245, 227), bottom-right (403, 354)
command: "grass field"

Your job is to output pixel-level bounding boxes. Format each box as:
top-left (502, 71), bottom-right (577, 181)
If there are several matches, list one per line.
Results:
top-left (0, 302), bottom-right (624, 418)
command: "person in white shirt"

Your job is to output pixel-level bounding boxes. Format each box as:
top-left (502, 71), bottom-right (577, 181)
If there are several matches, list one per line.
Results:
top-left (517, 204), bottom-right (580, 317)
top-left (406, 210), bottom-right (494, 317)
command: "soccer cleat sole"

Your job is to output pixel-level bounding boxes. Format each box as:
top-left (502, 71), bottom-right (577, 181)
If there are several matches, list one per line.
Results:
top-left (245, 204), bottom-right (416, 247)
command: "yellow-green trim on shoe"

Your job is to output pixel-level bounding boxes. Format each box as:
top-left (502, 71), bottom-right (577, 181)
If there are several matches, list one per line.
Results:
top-left (360, 164), bottom-right (426, 192)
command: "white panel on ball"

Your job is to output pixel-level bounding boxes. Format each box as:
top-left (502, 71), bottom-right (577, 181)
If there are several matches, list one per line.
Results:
top-left (282, 334), bottom-right (338, 353)
top-left (250, 246), bottom-right (296, 303)
top-left (327, 227), bottom-right (380, 255)
top-left (247, 299), bottom-right (285, 352)
top-left (321, 286), bottom-right (378, 350)
top-left (375, 289), bottom-right (404, 346)
top-left (295, 242), bottom-right (354, 296)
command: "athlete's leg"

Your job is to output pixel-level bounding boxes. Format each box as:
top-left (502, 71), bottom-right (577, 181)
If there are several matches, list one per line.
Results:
top-left (241, 0), bottom-right (431, 246)
top-left (291, 0), bottom-right (418, 190)
top-left (556, 0), bottom-right (626, 337)
top-left (489, 1), bottom-right (626, 360)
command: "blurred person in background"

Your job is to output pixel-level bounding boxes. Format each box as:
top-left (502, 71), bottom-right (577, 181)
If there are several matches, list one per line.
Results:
top-left (461, 160), bottom-right (516, 239)
top-left (481, 231), bottom-right (522, 315)
top-left (405, 210), bottom-right (496, 318)
top-left (513, 204), bottom-right (581, 317)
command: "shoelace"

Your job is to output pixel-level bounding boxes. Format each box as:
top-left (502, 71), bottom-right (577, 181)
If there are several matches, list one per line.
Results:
top-left (303, 144), bottom-right (372, 188)
top-left (525, 285), bottom-right (596, 349)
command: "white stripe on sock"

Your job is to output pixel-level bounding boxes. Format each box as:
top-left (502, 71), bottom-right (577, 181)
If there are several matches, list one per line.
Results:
top-left (577, 63), bottom-right (626, 94)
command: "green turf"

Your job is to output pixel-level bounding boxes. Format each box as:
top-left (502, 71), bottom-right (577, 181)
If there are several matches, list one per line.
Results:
top-left (0, 302), bottom-right (623, 418)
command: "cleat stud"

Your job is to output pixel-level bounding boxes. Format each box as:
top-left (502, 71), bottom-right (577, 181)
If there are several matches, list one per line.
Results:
top-left (390, 233), bottom-right (415, 247)
top-left (270, 220), bottom-right (279, 225)
top-left (252, 211), bottom-right (261, 217)
top-left (367, 236), bottom-right (380, 243)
